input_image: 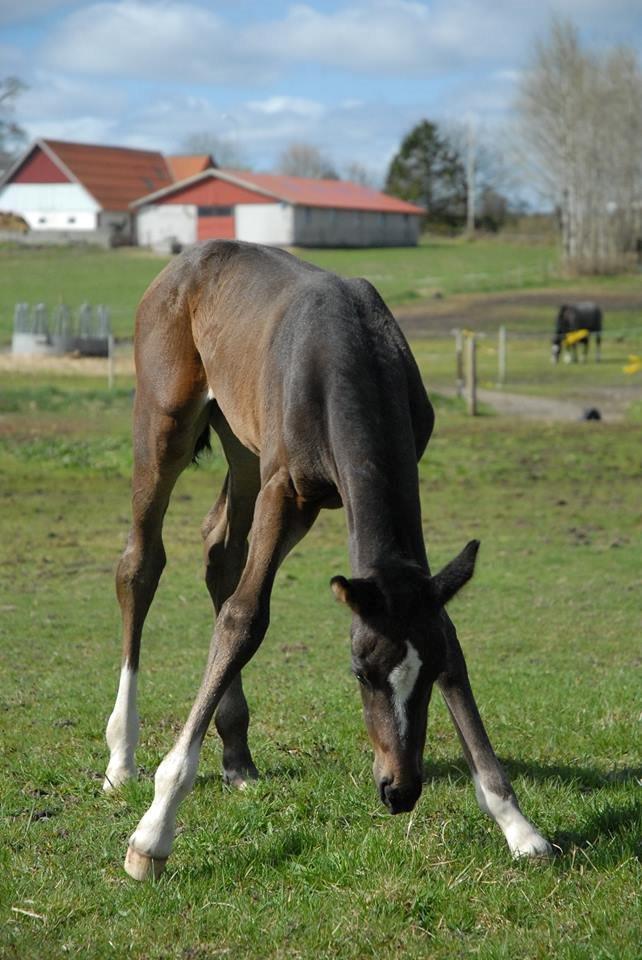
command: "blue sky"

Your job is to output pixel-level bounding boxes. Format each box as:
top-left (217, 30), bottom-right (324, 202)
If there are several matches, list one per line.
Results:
top-left (2, 0), bottom-right (641, 187)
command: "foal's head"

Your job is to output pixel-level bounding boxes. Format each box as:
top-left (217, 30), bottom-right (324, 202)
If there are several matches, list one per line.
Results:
top-left (331, 540), bottom-right (479, 814)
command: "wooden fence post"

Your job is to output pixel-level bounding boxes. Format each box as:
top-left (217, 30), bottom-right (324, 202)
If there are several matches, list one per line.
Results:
top-left (455, 329), bottom-right (464, 397)
top-left (466, 333), bottom-right (477, 416)
top-left (107, 334), bottom-right (114, 390)
top-left (498, 325), bottom-right (507, 386)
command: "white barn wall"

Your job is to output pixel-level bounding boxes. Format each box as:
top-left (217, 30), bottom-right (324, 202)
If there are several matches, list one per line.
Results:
top-left (293, 207), bottom-right (420, 247)
top-left (137, 205), bottom-right (197, 251)
top-left (234, 203), bottom-right (294, 245)
top-left (0, 182), bottom-right (99, 230)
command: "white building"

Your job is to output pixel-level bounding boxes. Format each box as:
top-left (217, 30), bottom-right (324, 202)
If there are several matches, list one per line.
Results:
top-left (0, 139), bottom-right (175, 243)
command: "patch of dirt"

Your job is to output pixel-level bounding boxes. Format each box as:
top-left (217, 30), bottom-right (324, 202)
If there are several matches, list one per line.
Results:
top-left (395, 288), bottom-right (642, 336)
top-left (0, 350), bottom-right (135, 377)
top-left (483, 384), bottom-right (636, 421)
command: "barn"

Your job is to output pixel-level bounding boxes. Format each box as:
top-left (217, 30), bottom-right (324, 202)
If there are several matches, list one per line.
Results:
top-left (0, 139), bottom-right (177, 243)
top-left (132, 168), bottom-right (425, 250)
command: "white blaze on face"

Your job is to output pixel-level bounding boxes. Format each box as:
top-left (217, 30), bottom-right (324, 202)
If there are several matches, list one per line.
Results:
top-left (387, 641), bottom-right (422, 740)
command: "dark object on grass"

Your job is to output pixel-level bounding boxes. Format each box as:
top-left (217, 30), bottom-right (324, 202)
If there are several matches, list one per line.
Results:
top-left (582, 407), bottom-right (602, 421)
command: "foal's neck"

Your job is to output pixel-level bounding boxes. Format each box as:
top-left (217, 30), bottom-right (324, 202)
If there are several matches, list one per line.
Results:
top-left (338, 457), bottom-right (428, 579)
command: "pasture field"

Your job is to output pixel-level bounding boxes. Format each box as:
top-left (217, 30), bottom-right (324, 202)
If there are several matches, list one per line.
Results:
top-left (1, 366), bottom-right (640, 959)
top-left (0, 236), bottom-right (589, 342)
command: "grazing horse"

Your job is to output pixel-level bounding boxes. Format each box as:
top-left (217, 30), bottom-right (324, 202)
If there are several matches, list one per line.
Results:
top-left (552, 302), bottom-right (603, 363)
top-left (104, 240), bottom-right (551, 880)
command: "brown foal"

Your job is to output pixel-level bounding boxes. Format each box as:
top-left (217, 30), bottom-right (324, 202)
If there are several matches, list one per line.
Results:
top-left (104, 240), bottom-right (551, 880)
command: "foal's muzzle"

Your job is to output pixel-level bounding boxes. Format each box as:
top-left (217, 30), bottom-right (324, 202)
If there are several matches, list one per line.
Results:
top-left (379, 776), bottom-right (422, 815)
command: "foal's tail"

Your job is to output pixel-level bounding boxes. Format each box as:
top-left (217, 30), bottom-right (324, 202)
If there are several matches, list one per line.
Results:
top-left (192, 423), bottom-right (212, 464)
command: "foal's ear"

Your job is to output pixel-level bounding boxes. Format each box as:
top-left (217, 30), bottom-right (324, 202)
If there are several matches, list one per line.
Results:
top-left (427, 540), bottom-right (480, 608)
top-left (330, 576), bottom-right (385, 617)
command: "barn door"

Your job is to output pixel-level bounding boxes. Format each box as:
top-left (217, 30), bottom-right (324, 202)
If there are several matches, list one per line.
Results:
top-left (197, 205), bottom-right (235, 240)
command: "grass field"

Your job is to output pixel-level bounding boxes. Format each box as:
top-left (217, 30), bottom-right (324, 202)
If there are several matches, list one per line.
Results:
top-left (1, 358), bottom-right (640, 958)
top-left (0, 236), bottom-right (573, 343)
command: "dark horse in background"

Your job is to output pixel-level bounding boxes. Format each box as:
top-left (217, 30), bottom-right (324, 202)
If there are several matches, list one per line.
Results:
top-left (552, 302), bottom-right (603, 363)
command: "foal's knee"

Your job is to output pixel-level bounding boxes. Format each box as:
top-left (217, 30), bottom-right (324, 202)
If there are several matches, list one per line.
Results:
top-left (216, 597), bottom-right (268, 661)
top-left (116, 537), bottom-right (166, 603)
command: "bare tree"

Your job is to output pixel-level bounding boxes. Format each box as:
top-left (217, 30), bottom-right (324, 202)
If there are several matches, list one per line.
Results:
top-left (515, 17), bottom-right (642, 272)
top-left (0, 76), bottom-right (27, 174)
top-left (180, 132), bottom-right (250, 170)
top-left (343, 161), bottom-right (378, 188)
top-left (277, 142), bottom-right (338, 179)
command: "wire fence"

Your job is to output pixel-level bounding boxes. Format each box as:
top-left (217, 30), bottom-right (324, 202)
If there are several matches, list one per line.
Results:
top-left (12, 302), bottom-right (112, 357)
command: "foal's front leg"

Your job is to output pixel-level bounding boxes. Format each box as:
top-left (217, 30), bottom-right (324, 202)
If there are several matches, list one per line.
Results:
top-left (124, 473), bottom-right (319, 880)
top-left (438, 617), bottom-right (552, 858)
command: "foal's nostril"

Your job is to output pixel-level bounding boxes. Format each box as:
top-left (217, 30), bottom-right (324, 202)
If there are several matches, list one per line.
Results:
top-left (379, 777), bottom-right (392, 805)
top-left (381, 779), bottom-right (422, 814)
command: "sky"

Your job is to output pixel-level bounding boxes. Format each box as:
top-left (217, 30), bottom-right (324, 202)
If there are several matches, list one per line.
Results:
top-left (2, 0), bottom-right (642, 188)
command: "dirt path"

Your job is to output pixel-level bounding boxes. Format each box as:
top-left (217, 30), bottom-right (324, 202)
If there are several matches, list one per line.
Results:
top-left (440, 384), bottom-right (636, 421)
top-left (395, 288), bottom-right (642, 335)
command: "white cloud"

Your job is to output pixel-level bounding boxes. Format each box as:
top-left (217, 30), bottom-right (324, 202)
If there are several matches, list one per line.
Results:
top-left (243, 0), bottom-right (531, 75)
top-left (247, 96), bottom-right (325, 117)
top-left (41, 0), bottom-right (275, 85)
top-left (0, 0), bottom-right (72, 27)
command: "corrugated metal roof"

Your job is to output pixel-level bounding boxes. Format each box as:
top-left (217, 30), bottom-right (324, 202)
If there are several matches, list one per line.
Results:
top-left (40, 139), bottom-right (173, 211)
top-left (134, 168), bottom-right (425, 215)
top-left (166, 154), bottom-right (215, 182)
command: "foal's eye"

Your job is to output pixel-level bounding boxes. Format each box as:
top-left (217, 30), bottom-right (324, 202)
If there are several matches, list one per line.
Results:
top-left (354, 671), bottom-right (370, 689)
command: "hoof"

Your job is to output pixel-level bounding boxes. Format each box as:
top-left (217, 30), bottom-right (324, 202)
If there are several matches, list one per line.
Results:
top-left (124, 846), bottom-right (167, 881)
top-left (511, 832), bottom-right (553, 859)
top-left (103, 764), bottom-right (136, 793)
top-left (223, 764), bottom-right (259, 790)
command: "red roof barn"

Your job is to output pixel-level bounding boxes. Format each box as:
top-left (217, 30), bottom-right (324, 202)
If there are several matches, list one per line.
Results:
top-left (0, 138), bottom-right (425, 248)
top-left (133, 167), bottom-right (425, 249)
top-left (0, 139), bottom-right (173, 241)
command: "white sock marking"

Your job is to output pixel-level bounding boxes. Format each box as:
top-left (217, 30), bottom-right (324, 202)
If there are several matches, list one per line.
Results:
top-left (104, 664), bottom-right (139, 792)
top-left (473, 773), bottom-right (552, 858)
top-left (388, 641), bottom-right (422, 740)
top-left (129, 738), bottom-right (201, 860)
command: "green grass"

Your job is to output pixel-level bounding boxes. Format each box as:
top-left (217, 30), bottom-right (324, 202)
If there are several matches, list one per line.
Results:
top-left (1, 370), bottom-right (640, 959)
top-left (0, 245), bottom-right (170, 343)
top-left (0, 236), bottom-right (565, 343)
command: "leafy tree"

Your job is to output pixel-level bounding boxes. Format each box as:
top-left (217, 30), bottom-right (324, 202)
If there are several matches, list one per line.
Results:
top-left (478, 186), bottom-right (509, 232)
top-left (0, 77), bottom-right (27, 174)
top-left (385, 120), bottom-right (467, 229)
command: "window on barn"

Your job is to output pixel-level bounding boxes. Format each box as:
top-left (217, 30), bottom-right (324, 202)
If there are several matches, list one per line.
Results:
top-left (38, 216), bottom-right (47, 224)
top-left (198, 206), bottom-right (233, 216)
top-left (67, 216), bottom-right (76, 224)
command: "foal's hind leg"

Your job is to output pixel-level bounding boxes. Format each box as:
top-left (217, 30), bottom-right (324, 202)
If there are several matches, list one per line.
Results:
top-left (104, 392), bottom-right (209, 792)
top-left (202, 422), bottom-right (261, 787)
top-left (125, 471), bottom-right (320, 879)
